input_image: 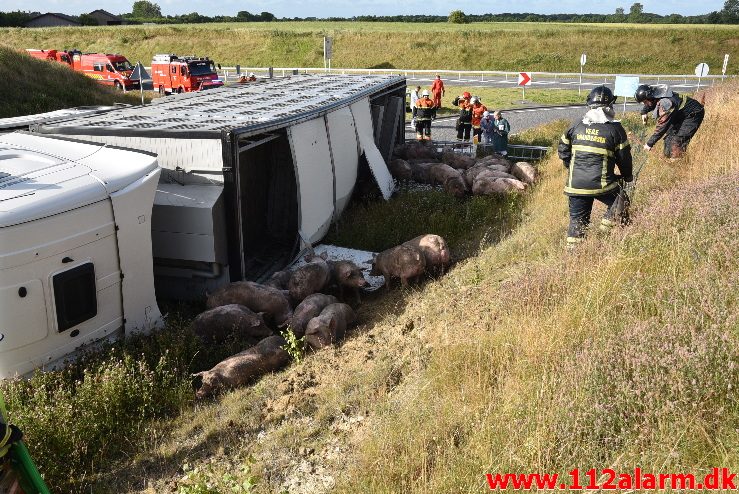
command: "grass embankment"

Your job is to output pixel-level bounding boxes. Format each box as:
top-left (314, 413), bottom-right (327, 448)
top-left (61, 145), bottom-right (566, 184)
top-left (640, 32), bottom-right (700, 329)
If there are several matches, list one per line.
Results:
top-left (0, 46), bottom-right (142, 117)
top-left (1, 22), bottom-right (737, 74)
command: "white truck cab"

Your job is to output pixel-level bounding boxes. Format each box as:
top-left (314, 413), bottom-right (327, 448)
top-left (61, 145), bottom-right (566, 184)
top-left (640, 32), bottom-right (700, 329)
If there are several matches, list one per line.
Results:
top-left (0, 133), bottom-right (162, 378)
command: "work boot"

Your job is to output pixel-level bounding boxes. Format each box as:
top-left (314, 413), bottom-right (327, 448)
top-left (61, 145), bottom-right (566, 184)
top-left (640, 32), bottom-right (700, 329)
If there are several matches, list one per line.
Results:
top-left (598, 218), bottom-right (616, 234)
top-left (566, 236), bottom-right (583, 251)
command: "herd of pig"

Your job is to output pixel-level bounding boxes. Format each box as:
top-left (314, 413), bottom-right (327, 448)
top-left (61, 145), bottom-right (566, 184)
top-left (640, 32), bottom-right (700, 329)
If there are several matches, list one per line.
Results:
top-left (191, 234), bottom-right (451, 399)
top-left (390, 141), bottom-right (537, 197)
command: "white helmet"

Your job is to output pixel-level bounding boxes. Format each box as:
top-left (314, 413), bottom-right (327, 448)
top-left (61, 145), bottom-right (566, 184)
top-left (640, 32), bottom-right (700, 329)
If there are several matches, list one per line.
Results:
top-left (421, 89), bottom-right (430, 97)
top-left (471, 96), bottom-right (479, 104)
top-left (483, 111), bottom-right (490, 117)
top-left (249, 72), bottom-right (255, 77)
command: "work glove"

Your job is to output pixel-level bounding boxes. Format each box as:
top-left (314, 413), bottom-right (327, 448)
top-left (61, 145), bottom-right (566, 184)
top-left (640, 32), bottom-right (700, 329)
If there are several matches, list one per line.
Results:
top-left (623, 175), bottom-right (634, 183)
top-left (643, 144), bottom-right (652, 152)
top-left (641, 114), bottom-right (648, 124)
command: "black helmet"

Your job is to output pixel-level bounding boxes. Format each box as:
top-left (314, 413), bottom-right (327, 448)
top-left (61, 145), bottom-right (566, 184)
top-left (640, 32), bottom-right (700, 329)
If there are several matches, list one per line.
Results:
top-left (634, 84), bottom-right (654, 103)
top-left (586, 86), bottom-right (616, 108)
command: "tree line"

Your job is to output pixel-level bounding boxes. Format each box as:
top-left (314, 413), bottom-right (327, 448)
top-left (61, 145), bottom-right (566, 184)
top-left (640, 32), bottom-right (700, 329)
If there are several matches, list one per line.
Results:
top-left (1, 0), bottom-right (737, 27)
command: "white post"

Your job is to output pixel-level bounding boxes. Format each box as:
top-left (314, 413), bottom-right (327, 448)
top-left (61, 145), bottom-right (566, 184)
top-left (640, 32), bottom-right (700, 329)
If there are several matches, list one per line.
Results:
top-left (579, 64), bottom-right (583, 97)
top-left (139, 75), bottom-right (144, 105)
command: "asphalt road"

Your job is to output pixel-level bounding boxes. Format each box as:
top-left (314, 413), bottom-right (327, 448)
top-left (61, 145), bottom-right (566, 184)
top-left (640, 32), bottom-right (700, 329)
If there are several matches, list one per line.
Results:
top-left (405, 103), bottom-right (643, 142)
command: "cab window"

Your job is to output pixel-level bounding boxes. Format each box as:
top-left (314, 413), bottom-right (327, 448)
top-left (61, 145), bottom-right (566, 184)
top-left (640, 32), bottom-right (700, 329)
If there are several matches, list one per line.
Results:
top-left (180, 66), bottom-right (187, 76)
top-left (106, 64), bottom-right (114, 72)
top-left (93, 63), bottom-right (104, 72)
top-left (171, 66), bottom-right (177, 75)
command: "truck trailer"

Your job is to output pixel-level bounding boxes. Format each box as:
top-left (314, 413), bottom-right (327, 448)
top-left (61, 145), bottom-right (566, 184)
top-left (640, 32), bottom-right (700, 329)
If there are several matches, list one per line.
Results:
top-left (0, 74), bottom-right (405, 376)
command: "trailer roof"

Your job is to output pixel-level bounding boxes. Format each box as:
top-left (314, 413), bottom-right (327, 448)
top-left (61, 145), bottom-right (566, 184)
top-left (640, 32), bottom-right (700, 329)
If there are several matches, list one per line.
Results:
top-left (36, 74), bottom-right (405, 138)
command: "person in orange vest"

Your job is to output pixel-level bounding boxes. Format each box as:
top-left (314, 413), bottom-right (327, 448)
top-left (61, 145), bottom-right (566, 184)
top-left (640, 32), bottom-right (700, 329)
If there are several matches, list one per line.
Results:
top-left (430, 74), bottom-right (445, 111)
top-left (415, 90), bottom-right (436, 140)
top-left (470, 96), bottom-right (488, 143)
top-left (452, 91), bottom-right (473, 141)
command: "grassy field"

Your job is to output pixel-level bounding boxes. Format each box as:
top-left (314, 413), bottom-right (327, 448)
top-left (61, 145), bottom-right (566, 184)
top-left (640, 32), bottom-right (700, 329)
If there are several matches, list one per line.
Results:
top-left (0, 22), bottom-right (737, 74)
top-left (0, 46), bottom-right (143, 117)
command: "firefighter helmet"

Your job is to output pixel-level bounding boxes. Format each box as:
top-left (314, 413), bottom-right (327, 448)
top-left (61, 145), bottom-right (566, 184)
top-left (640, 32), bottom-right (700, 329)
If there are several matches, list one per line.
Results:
top-left (634, 84), bottom-right (654, 103)
top-left (421, 89), bottom-right (430, 97)
top-left (471, 96), bottom-right (479, 104)
top-left (462, 91), bottom-right (471, 99)
top-left (586, 86), bottom-right (616, 108)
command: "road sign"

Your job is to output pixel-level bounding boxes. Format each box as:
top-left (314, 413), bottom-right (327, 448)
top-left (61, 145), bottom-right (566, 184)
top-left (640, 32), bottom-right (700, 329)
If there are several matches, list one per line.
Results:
top-left (580, 53), bottom-right (587, 66)
top-left (614, 76), bottom-right (640, 98)
top-left (723, 54), bottom-right (730, 76)
top-left (694, 63), bottom-right (709, 77)
top-left (517, 72), bottom-right (532, 86)
top-left (130, 62), bottom-right (149, 81)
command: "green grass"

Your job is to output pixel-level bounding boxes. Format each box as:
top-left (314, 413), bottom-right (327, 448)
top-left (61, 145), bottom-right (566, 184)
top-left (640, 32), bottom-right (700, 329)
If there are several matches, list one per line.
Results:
top-left (1, 22), bottom-right (737, 74)
top-left (0, 46), bottom-right (143, 117)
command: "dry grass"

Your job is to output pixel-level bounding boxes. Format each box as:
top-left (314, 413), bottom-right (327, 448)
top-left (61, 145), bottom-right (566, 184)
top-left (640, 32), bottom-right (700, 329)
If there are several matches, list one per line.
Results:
top-left (0, 23), bottom-right (736, 73)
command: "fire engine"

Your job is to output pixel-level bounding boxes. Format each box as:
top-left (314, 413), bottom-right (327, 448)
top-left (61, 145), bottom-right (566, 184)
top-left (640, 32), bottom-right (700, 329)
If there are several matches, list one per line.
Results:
top-left (151, 54), bottom-right (223, 95)
top-left (26, 49), bottom-right (72, 65)
top-left (69, 51), bottom-right (139, 91)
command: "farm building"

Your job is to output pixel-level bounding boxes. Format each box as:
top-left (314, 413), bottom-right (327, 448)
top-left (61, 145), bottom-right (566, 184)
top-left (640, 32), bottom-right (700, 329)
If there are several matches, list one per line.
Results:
top-left (25, 13), bottom-right (81, 27)
top-left (87, 9), bottom-right (125, 25)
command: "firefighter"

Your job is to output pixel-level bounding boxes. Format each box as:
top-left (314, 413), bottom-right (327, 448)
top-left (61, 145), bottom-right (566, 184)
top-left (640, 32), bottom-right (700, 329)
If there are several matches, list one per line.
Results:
top-left (452, 91), bottom-right (473, 141)
top-left (470, 96), bottom-right (488, 143)
top-left (430, 74), bottom-right (445, 110)
top-left (415, 90), bottom-right (436, 140)
top-left (558, 86), bottom-right (633, 249)
top-left (635, 84), bottom-right (704, 158)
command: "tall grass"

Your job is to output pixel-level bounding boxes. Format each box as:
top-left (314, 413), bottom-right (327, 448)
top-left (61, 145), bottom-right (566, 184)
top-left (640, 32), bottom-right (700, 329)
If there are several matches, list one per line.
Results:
top-left (0, 23), bottom-right (736, 74)
top-left (0, 46), bottom-right (141, 117)
top-left (332, 81), bottom-right (739, 493)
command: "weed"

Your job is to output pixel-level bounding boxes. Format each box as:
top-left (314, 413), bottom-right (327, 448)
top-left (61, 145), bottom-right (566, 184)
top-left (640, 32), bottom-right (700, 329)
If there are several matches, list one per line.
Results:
top-left (177, 457), bottom-right (258, 494)
top-left (281, 328), bottom-right (306, 364)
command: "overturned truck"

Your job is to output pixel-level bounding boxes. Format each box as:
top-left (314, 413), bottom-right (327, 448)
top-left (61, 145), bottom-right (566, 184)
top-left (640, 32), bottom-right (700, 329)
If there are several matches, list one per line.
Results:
top-left (32, 74), bottom-right (406, 298)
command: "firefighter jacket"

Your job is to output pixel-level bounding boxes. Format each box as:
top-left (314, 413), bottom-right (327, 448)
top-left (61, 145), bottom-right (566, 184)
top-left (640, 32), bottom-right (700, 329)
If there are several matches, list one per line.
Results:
top-left (415, 97), bottom-right (436, 121)
top-left (453, 96), bottom-right (473, 123)
top-left (558, 108), bottom-right (633, 196)
top-left (471, 103), bottom-right (488, 127)
top-left (643, 92), bottom-right (704, 148)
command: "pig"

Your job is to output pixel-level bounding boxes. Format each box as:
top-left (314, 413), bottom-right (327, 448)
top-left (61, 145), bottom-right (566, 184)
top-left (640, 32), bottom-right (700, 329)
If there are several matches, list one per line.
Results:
top-left (408, 158), bottom-right (440, 165)
top-left (472, 175), bottom-right (513, 196)
top-left (263, 269), bottom-right (292, 290)
top-left (429, 164), bottom-right (467, 198)
top-left (477, 154), bottom-right (511, 170)
top-left (370, 244), bottom-right (426, 289)
top-left (190, 304), bottom-right (272, 344)
top-left (497, 177), bottom-right (527, 191)
top-left (304, 303), bottom-right (356, 350)
top-left (388, 159), bottom-right (413, 181)
top-left (512, 161), bottom-right (537, 185)
top-left (441, 151), bottom-right (476, 170)
top-left (206, 281), bottom-right (292, 327)
top-left (194, 335), bottom-right (289, 399)
top-left (402, 234), bottom-right (451, 272)
top-left (287, 293), bottom-right (338, 338)
top-left (327, 259), bottom-right (370, 304)
top-left (464, 164), bottom-right (492, 188)
top-left (477, 169), bottom-right (518, 181)
top-left (288, 252), bottom-right (331, 303)
top-left (408, 161), bottom-right (436, 184)
top-left (393, 141), bottom-right (439, 161)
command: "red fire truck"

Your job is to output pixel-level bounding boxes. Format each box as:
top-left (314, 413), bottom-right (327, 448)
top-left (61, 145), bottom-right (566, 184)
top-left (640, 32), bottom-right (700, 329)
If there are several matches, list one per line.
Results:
top-left (69, 51), bottom-right (139, 91)
top-left (151, 54), bottom-right (223, 95)
top-left (26, 49), bottom-right (72, 65)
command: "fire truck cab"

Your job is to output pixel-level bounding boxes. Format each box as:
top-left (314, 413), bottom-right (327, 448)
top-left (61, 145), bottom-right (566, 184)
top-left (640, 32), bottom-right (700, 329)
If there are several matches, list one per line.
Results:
top-left (151, 54), bottom-right (223, 95)
top-left (69, 51), bottom-right (139, 91)
top-left (26, 49), bottom-right (72, 65)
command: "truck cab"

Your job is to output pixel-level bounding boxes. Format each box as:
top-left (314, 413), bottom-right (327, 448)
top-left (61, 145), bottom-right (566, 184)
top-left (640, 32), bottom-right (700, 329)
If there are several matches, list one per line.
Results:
top-left (70, 51), bottom-right (139, 91)
top-left (151, 54), bottom-right (223, 95)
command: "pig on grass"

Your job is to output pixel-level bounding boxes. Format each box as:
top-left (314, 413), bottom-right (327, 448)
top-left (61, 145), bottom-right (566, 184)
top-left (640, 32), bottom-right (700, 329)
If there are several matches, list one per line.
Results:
top-left (288, 252), bottom-right (331, 303)
top-left (472, 176), bottom-right (514, 196)
top-left (206, 281), bottom-right (292, 327)
top-left (402, 234), bottom-right (451, 273)
top-left (190, 304), bottom-right (272, 344)
top-left (408, 161), bottom-right (436, 184)
top-left (441, 151), bottom-right (476, 170)
top-left (394, 141), bottom-right (440, 161)
top-left (327, 259), bottom-right (370, 305)
top-left (264, 269), bottom-right (291, 290)
top-left (287, 293), bottom-right (338, 338)
top-left (388, 159), bottom-right (413, 181)
top-left (476, 154), bottom-right (511, 171)
top-left (429, 164), bottom-right (467, 198)
top-left (370, 245), bottom-right (426, 289)
top-left (512, 161), bottom-right (537, 185)
top-left (304, 303), bottom-right (356, 350)
top-left (194, 335), bottom-right (289, 399)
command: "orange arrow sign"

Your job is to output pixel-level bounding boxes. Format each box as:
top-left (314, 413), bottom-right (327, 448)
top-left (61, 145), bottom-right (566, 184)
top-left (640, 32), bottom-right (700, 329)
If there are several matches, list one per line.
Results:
top-left (518, 72), bottom-right (532, 86)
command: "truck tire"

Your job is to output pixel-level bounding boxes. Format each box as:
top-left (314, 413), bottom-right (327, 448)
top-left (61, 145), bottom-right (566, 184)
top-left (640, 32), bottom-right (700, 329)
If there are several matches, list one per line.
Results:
top-left (158, 85), bottom-right (165, 95)
top-left (114, 81), bottom-right (123, 91)
top-left (177, 87), bottom-right (183, 94)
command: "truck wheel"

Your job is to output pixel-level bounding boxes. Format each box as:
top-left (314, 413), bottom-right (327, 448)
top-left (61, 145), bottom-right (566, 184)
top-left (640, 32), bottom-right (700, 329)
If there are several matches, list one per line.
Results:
top-left (158, 85), bottom-right (165, 95)
top-left (114, 81), bottom-right (123, 91)
top-left (177, 87), bottom-right (183, 94)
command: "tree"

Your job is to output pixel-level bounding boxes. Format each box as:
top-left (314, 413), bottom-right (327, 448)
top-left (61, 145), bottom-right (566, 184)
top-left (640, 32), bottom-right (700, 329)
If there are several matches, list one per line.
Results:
top-left (448, 10), bottom-right (467, 24)
top-left (628, 3), bottom-right (644, 22)
top-left (79, 13), bottom-right (99, 25)
top-left (132, 1), bottom-right (162, 18)
top-left (615, 7), bottom-right (625, 15)
top-left (721, 0), bottom-right (739, 22)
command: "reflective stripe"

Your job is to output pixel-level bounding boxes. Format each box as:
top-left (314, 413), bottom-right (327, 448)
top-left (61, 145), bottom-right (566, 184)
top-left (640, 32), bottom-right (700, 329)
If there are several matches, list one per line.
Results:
top-left (560, 134), bottom-right (570, 144)
top-left (571, 144), bottom-right (613, 157)
top-left (616, 142), bottom-right (631, 150)
top-left (568, 149), bottom-right (576, 188)
top-left (564, 181), bottom-right (619, 195)
top-left (566, 236), bottom-right (583, 244)
top-left (678, 94), bottom-right (687, 110)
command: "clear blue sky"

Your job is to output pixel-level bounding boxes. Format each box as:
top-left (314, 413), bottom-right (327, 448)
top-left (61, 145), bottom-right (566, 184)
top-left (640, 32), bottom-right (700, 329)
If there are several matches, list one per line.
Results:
top-left (3, 0), bottom-right (726, 18)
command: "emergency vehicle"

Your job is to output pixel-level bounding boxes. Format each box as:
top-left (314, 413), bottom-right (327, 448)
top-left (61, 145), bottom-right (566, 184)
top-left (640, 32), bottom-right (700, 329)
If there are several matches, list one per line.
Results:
top-left (151, 54), bottom-right (223, 95)
top-left (26, 49), bottom-right (72, 65)
top-left (69, 51), bottom-right (139, 91)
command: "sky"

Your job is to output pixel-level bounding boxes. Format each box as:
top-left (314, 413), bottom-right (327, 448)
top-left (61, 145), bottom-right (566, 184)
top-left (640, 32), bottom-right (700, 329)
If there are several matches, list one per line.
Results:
top-left (2, 0), bottom-right (726, 19)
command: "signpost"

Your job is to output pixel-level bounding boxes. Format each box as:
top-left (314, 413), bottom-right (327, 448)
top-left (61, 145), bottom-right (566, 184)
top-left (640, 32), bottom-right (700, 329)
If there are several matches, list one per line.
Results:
top-left (614, 75), bottom-right (640, 115)
top-left (695, 62), bottom-right (709, 89)
top-left (130, 62), bottom-right (149, 106)
top-left (723, 54), bottom-right (730, 81)
top-left (518, 72), bottom-right (531, 100)
top-left (579, 53), bottom-right (587, 96)
top-left (323, 37), bottom-right (333, 73)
